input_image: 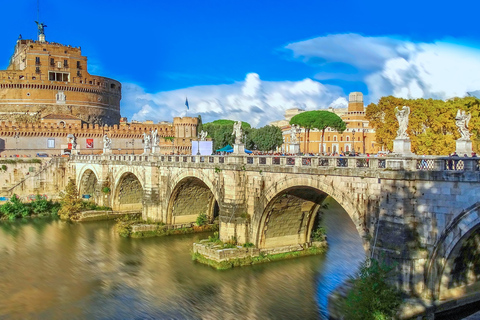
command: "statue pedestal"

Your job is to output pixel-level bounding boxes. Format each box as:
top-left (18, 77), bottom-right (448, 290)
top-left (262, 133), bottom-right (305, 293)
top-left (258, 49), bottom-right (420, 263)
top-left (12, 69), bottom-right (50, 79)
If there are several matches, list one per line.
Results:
top-left (233, 144), bottom-right (245, 155)
top-left (289, 143), bottom-right (300, 154)
top-left (456, 139), bottom-right (473, 156)
top-left (393, 138), bottom-right (414, 155)
top-left (103, 149), bottom-right (112, 154)
top-left (151, 146), bottom-right (160, 154)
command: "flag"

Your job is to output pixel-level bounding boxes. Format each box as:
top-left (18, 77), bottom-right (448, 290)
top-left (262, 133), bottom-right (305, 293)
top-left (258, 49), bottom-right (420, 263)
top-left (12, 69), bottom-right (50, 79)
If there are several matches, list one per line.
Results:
top-left (185, 97), bottom-right (189, 110)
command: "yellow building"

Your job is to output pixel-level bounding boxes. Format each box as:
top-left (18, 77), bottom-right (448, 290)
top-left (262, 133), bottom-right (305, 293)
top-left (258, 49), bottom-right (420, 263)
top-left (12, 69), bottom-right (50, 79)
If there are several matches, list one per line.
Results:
top-left (273, 92), bottom-right (381, 155)
top-left (0, 30), bottom-right (121, 125)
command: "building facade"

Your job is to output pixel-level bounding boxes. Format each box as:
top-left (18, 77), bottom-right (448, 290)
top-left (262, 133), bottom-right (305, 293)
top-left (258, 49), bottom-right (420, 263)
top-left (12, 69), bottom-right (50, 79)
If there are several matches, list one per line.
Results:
top-left (0, 116), bottom-right (199, 157)
top-left (0, 33), bottom-right (121, 125)
top-left (273, 92), bottom-right (381, 154)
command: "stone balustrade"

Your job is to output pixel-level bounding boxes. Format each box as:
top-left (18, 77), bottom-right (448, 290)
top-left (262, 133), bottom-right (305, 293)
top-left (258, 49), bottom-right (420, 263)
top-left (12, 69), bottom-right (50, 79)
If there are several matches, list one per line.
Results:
top-left (71, 153), bottom-right (480, 173)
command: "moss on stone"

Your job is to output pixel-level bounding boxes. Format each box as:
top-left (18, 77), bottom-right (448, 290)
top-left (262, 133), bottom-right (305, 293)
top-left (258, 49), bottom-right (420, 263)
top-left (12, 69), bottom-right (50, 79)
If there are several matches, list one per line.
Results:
top-left (192, 244), bottom-right (327, 270)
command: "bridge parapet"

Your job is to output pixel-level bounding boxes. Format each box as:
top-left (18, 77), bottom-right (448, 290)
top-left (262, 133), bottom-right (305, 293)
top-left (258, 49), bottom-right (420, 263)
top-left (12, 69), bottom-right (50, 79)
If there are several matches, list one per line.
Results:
top-left (71, 154), bottom-right (480, 174)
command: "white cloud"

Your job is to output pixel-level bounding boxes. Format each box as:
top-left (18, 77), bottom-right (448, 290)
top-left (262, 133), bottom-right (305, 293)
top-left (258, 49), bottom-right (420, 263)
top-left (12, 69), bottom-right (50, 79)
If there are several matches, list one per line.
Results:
top-left (121, 34), bottom-right (480, 128)
top-left (286, 34), bottom-right (480, 103)
top-left (123, 73), bottom-right (344, 127)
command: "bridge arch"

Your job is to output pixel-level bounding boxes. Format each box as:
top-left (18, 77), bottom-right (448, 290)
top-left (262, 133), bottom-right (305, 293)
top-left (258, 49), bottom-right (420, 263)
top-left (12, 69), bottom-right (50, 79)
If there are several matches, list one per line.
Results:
top-left (252, 175), bottom-right (369, 250)
top-left (76, 165), bottom-right (103, 202)
top-left (167, 170), bottom-right (219, 225)
top-left (426, 202), bottom-right (480, 300)
top-left (112, 171), bottom-right (144, 212)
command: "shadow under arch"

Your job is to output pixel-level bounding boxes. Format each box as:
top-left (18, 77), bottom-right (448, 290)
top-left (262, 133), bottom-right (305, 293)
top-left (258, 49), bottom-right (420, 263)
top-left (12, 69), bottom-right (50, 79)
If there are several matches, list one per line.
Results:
top-left (113, 171), bottom-right (143, 212)
top-left (253, 176), bottom-right (369, 250)
top-left (425, 201), bottom-right (480, 301)
top-left (166, 176), bottom-right (219, 225)
top-left (78, 169), bottom-right (100, 203)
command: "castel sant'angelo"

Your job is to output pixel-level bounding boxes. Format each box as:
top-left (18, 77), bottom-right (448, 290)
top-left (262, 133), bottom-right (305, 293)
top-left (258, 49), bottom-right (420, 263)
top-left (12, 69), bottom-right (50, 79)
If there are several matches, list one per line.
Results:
top-left (0, 22), bottom-right (198, 156)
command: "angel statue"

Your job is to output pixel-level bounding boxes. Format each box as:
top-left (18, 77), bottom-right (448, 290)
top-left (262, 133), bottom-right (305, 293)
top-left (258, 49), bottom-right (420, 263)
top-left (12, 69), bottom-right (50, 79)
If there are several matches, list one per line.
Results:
top-left (394, 106), bottom-right (410, 139)
top-left (200, 130), bottom-right (208, 141)
top-left (103, 134), bottom-right (112, 150)
top-left (143, 132), bottom-right (151, 148)
top-left (290, 125), bottom-right (299, 143)
top-left (232, 121), bottom-right (242, 144)
top-left (455, 109), bottom-right (472, 140)
top-left (151, 129), bottom-right (159, 146)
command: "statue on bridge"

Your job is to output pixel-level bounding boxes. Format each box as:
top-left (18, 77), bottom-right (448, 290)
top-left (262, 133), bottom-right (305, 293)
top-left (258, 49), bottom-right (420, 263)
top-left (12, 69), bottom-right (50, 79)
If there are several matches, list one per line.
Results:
top-left (455, 109), bottom-right (472, 140)
top-left (151, 129), bottom-right (159, 146)
top-left (143, 132), bottom-right (151, 149)
top-left (394, 106), bottom-right (410, 139)
top-left (199, 130), bottom-right (208, 141)
top-left (103, 134), bottom-right (112, 150)
top-left (233, 121), bottom-right (243, 145)
top-left (290, 125), bottom-right (299, 144)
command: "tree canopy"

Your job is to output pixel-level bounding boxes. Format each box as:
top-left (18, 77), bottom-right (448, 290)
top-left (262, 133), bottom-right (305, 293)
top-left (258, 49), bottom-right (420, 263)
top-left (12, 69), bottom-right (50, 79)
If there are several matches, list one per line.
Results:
top-left (366, 96), bottom-right (480, 155)
top-left (250, 125), bottom-right (283, 151)
top-left (290, 110), bottom-right (346, 153)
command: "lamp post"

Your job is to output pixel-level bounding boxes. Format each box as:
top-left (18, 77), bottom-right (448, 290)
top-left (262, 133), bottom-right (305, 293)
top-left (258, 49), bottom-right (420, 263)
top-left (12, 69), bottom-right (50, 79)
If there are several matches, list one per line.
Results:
top-left (352, 129), bottom-right (356, 155)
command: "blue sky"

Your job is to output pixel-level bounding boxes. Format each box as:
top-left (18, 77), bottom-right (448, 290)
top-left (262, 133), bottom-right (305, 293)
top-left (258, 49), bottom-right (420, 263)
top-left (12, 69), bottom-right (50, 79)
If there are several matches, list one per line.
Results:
top-left (1, 0), bottom-right (480, 127)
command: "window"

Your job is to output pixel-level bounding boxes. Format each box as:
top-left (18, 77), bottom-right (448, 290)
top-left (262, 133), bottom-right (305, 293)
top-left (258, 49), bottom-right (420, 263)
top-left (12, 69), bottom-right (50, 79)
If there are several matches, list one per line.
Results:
top-left (50, 58), bottom-right (54, 66)
top-left (77, 61), bottom-right (81, 69)
top-left (47, 139), bottom-right (55, 148)
top-left (64, 60), bottom-right (68, 67)
top-left (48, 71), bottom-right (70, 82)
top-left (77, 71), bottom-right (81, 77)
top-left (35, 67), bottom-right (40, 74)
top-left (35, 57), bottom-right (40, 65)
top-left (110, 83), bottom-right (116, 89)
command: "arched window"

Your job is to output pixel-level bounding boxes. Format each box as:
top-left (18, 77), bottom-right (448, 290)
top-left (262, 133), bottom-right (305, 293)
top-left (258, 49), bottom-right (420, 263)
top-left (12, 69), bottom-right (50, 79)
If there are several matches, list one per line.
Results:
top-left (346, 136), bottom-right (350, 142)
top-left (333, 136), bottom-right (337, 142)
top-left (340, 137), bottom-right (343, 142)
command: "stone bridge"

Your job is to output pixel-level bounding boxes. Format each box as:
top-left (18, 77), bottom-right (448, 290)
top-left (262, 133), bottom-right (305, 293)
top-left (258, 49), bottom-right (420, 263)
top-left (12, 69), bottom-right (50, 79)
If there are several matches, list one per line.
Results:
top-left (70, 153), bottom-right (480, 305)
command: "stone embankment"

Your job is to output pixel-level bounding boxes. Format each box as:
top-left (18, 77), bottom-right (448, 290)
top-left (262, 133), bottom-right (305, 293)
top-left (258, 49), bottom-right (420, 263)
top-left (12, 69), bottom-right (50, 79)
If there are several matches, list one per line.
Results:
top-left (117, 220), bottom-right (219, 238)
top-left (76, 210), bottom-right (140, 222)
top-left (192, 240), bottom-right (327, 269)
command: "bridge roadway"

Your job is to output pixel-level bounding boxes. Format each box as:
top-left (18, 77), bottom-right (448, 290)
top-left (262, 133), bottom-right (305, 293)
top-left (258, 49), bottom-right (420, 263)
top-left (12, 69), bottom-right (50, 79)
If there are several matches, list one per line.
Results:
top-left (71, 153), bottom-right (480, 305)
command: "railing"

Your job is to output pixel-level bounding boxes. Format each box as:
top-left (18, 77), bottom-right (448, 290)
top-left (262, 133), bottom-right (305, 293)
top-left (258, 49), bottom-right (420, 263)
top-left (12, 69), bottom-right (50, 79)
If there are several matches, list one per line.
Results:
top-left (70, 154), bottom-right (480, 173)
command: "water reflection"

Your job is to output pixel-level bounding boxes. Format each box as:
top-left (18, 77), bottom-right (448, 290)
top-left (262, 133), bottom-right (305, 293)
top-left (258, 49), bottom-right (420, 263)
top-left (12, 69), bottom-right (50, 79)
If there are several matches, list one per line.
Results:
top-left (0, 197), bottom-right (364, 319)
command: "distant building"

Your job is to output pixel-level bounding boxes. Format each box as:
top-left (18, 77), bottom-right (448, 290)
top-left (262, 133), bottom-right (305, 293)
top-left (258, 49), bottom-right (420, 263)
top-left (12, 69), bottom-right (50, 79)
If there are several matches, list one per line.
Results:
top-left (271, 92), bottom-right (381, 154)
top-left (0, 29), bottom-right (121, 125)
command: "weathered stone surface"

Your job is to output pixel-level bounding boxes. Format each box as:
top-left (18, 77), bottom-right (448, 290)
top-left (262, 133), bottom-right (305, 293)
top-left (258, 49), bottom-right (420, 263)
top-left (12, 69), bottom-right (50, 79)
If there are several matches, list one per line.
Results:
top-left (13, 153), bottom-right (478, 305)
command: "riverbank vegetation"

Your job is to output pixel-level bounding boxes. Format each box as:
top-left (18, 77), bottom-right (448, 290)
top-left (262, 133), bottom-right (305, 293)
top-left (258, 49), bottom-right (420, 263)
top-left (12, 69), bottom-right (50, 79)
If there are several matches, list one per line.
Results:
top-left (58, 179), bottom-right (111, 221)
top-left (0, 194), bottom-right (60, 220)
top-left (342, 258), bottom-right (402, 320)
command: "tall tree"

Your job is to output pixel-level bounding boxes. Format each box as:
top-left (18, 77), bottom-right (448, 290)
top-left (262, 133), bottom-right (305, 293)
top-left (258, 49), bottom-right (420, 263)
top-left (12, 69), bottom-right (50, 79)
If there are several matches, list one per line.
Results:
top-left (290, 110), bottom-right (346, 154)
top-left (250, 125), bottom-right (283, 151)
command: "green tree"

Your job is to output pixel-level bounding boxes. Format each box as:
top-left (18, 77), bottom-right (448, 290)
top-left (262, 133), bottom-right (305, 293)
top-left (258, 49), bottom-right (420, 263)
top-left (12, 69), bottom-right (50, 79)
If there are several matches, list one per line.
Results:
top-left (58, 178), bottom-right (82, 220)
top-left (290, 110), bottom-right (346, 154)
top-left (250, 125), bottom-right (283, 151)
top-left (343, 258), bottom-right (402, 320)
top-left (202, 120), bottom-right (251, 151)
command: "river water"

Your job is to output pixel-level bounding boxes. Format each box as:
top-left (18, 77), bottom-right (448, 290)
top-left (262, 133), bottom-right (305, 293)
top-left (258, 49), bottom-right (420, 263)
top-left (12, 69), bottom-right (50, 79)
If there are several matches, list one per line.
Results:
top-left (0, 198), bottom-right (365, 320)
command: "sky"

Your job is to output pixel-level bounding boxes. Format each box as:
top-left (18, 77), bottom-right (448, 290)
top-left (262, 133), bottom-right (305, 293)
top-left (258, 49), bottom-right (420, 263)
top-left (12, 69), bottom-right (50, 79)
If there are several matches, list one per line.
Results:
top-left (1, 0), bottom-right (480, 127)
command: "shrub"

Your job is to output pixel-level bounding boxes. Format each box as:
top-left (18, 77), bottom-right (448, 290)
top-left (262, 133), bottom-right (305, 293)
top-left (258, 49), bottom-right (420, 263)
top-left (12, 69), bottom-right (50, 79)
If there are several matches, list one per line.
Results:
top-left (343, 258), bottom-right (402, 320)
top-left (58, 179), bottom-right (82, 220)
top-left (312, 226), bottom-right (327, 242)
top-left (196, 213), bottom-right (208, 226)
